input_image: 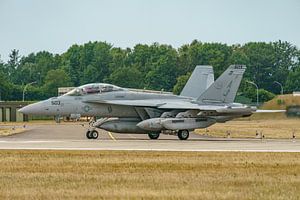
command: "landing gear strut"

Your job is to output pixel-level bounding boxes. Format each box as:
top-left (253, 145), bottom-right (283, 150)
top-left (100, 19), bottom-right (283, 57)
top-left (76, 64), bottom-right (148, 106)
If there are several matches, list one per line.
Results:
top-left (85, 117), bottom-right (99, 140)
top-left (178, 130), bottom-right (189, 140)
top-left (86, 130), bottom-right (99, 139)
top-left (148, 132), bottom-right (160, 140)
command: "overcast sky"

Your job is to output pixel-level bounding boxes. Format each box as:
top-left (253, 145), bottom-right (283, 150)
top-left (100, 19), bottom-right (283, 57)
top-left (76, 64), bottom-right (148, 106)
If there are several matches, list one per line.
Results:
top-left (0, 0), bottom-right (299, 61)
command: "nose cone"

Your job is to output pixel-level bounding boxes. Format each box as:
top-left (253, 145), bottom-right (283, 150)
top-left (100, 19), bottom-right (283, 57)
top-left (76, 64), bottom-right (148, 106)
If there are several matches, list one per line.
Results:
top-left (19, 101), bottom-right (44, 115)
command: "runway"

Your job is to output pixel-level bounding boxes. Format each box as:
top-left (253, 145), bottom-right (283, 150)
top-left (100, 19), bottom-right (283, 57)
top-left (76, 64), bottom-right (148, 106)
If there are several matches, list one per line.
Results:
top-left (0, 123), bottom-right (300, 152)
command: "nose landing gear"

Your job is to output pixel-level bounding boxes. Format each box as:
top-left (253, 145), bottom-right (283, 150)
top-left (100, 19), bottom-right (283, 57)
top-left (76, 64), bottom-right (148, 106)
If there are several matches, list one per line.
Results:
top-left (86, 130), bottom-right (99, 139)
top-left (148, 132), bottom-right (160, 139)
top-left (85, 117), bottom-right (99, 139)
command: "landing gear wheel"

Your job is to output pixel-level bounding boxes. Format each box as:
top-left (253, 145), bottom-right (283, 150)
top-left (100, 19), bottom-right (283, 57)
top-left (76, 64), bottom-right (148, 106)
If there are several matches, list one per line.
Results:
top-left (178, 130), bottom-right (189, 140)
top-left (90, 130), bottom-right (99, 139)
top-left (148, 132), bottom-right (160, 140)
top-left (86, 130), bottom-right (92, 139)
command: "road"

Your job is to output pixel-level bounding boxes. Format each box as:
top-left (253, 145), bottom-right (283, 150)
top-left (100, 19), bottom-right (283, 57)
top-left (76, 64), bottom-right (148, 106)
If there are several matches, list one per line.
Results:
top-left (0, 123), bottom-right (299, 152)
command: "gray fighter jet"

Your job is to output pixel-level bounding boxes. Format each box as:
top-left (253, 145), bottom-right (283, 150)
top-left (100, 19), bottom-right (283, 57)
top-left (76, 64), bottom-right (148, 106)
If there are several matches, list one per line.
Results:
top-left (19, 65), bottom-right (277, 140)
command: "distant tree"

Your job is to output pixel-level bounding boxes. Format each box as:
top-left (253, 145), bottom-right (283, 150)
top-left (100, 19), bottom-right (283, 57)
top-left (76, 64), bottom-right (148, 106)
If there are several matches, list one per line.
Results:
top-left (173, 73), bottom-right (191, 95)
top-left (242, 86), bottom-right (275, 103)
top-left (0, 61), bottom-right (11, 100)
top-left (228, 45), bottom-right (249, 66)
top-left (6, 49), bottom-right (20, 82)
top-left (16, 51), bottom-right (59, 86)
top-left (271, 41), bottom-right (300, 93)
top-left (43, 69), bottom-right (72, 97)
top-left (109, 47), bottom-right (129, 73)
top-left (285, 66), bottom-right (300, 92)
top-left (241, 42), bottom-right (276, 91)
top-left (1, 40), bottom-right (299, 103)
top-left (178, 41), bottom-right (232, 77)
top-left (62, 44), bottom-right (82, 86)
top-left (144, 44), bottom-right (179, 91)
top-left (61, 41), bottom-right (113, 85)
top-left (106, 66), bottom-right (143, 88)
top-left (89, 42), bottom-right (113, 83)
top-left (0, 56), bottom-right (4, 72)
top-left (7, 49), bottom-right (20, 69)
top-left (127, 44), bottom-right (153, 74)
top-left (82, 65), bottom-right (99, 84)
top-left (258, 89), bottom-right (276, 103)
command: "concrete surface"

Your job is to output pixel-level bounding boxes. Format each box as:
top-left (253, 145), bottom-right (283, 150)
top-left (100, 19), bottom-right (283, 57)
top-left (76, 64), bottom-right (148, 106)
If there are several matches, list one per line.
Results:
top-left (0, 123), bottom-right (299, 152)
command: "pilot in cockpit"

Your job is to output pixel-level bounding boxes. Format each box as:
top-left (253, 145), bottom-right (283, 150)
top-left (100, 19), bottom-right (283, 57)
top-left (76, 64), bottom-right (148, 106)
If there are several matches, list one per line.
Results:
top-left (64, 83), bottom-right (122, 96)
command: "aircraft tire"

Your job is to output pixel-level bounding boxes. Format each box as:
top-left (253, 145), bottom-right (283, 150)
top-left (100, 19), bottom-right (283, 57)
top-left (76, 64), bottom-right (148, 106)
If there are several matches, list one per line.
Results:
top-left (86, 131), bottom-right (92, 139)
top-left (148, 132), bottom-right (160, 140)
top-left (178, 130), bottom-right (189, 140)
top-left (91, 130), bottom-right (99, 139)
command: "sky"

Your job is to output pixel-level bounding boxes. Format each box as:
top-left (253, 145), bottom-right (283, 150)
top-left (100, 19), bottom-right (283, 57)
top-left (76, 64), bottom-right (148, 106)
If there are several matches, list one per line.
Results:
top-left (0, 0), bottom-right (300, 61)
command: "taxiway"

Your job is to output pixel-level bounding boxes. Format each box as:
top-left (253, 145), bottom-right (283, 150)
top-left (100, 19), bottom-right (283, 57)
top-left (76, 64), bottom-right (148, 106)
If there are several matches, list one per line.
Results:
top-left (0, 123), bottom-right (299, 152)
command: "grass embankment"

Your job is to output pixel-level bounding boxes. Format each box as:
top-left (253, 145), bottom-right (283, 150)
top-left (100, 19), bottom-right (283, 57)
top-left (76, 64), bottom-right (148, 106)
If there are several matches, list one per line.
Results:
top-left (0, 151), bottom-right (299, 200)
top-left (262, 94), bottom-right (300, 110)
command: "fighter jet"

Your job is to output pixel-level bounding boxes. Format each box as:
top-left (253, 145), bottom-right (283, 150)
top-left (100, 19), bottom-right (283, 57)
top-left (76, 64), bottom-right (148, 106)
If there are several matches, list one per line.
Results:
top-left (19, 65), bottom-right (277, 140)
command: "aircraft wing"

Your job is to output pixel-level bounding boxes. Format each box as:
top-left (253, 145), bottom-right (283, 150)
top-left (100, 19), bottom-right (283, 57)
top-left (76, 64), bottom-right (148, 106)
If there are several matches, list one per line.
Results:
top-left (85, 99), bottom-right (230, 111)
top-left (157, 102), bottom-right (224, 110)
top-left (85, 99), bottom-right (166, 107)
top-left (85, 99), bottom-right (285, 117)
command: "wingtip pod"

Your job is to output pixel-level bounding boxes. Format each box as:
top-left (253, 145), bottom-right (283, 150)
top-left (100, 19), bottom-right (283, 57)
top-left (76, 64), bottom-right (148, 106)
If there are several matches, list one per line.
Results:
top-left (197, 64), bottom-right (247, 104)
top-left (254, 109), bottom-right (286, 113)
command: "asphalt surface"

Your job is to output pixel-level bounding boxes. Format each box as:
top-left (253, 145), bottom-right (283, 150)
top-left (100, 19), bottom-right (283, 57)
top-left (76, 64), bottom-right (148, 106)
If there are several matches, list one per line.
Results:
top-left (0, 123), bottom-right (300, 152)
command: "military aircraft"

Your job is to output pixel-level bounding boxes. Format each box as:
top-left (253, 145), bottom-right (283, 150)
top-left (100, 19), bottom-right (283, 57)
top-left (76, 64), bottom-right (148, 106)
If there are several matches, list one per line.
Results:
top-left (19, 65), bottom-right (281, 140)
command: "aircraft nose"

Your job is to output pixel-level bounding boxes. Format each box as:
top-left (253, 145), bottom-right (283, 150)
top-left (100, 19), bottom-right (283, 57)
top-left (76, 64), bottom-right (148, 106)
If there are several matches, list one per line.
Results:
top-left (18, 102), bottom-right (43, 115)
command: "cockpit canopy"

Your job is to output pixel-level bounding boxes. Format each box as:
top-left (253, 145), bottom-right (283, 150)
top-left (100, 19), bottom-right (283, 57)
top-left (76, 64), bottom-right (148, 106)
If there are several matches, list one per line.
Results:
top-left (65, 83), bottom-right (123, 96)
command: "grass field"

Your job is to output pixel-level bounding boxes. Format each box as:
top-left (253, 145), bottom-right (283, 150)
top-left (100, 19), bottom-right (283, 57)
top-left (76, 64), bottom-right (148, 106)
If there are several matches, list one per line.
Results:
top-left (0, 150), bottom-right (299, 200)
top-left (196, 117), bottom-right (300, 139)
top-left (0, 127), bottom-right (25, 136)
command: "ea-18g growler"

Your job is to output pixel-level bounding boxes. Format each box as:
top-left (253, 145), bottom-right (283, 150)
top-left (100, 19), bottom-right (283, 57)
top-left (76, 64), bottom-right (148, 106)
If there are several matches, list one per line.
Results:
top-left (20, 65), bottom-right (281, 140)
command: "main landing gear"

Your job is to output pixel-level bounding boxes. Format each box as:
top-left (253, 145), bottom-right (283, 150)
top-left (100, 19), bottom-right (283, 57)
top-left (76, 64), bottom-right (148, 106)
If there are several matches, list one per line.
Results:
top-left (147, 130), bottom-right (189, 140)
top-left (177, 130), bottom-right (189, 140)
top-left (86, 130), bottom-right (99, 139)
top-left (148, 132), bottom-right (160, 140)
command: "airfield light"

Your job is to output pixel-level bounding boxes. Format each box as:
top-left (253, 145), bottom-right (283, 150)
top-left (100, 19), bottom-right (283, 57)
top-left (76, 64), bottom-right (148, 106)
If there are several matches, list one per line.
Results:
top-left (273, 81), bottom-right (283, 95)
top-left (246, 80), bottom-right (259, 106)
top-left (22, 81), bottom-right (37, 102)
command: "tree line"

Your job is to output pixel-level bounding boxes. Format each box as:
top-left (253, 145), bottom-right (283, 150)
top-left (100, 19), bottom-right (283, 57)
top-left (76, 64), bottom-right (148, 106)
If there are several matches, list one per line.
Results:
top-left (0, 40), bottom-right (299, 103)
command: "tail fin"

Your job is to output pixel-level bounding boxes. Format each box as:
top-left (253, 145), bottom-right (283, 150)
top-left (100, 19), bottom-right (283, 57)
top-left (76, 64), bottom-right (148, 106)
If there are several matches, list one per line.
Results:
top-left (197, 65), bottom-right (246, 104)
top-left (180, 65), bottom-right (214, 99)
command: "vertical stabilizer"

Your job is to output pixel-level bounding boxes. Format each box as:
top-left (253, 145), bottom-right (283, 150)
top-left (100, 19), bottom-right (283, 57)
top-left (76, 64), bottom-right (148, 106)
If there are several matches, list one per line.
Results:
top-left (197, 65), bottom-right (246, 104)
top-left (180, 65), bottom-right (214, 99)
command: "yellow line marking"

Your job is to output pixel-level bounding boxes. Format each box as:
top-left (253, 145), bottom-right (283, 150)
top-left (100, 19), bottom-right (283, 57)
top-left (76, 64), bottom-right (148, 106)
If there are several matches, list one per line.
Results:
top-left (108, 132), bottom-right (117, 141)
